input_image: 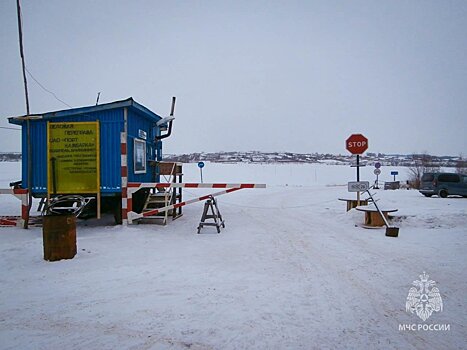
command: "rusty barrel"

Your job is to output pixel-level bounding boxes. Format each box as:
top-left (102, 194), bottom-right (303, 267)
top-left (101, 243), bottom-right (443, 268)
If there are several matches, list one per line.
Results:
top-left (42, 214), bottom-right (77, 261)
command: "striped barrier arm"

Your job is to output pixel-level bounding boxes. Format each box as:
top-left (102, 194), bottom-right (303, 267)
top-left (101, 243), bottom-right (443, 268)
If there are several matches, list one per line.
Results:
top-left (126, 183), bottom-right (266, 224)
top-left (128, 187), bottom-right (242, 222)
top-left (0, 217), bottom-right (18, 226)
top-left (127, 183), bottom-right (266, 190)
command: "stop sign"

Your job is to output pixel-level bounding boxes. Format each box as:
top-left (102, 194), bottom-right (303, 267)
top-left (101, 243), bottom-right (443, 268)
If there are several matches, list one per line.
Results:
top-left (346, 134), bottom-right (368, 154)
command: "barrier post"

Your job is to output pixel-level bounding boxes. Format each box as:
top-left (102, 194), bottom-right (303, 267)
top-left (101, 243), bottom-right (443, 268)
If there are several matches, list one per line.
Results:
top-left (0, 188), bottom-right (29, 228)
top-left (120, 132), bottom-right (128, 224)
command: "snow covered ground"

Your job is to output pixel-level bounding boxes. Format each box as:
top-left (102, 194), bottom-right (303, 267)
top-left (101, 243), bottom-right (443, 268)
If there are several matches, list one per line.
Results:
top-left (0, 162), bottom-right (466, 349)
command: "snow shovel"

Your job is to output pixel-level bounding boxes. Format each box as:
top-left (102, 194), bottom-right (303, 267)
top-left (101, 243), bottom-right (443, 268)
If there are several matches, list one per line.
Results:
top-left (365, 190), bottom-right (399, 237)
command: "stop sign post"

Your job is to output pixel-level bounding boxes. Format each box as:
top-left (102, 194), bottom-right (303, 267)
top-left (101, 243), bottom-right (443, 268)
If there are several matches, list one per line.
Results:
top-left (346, 134), bottom-right (369, 204)
top-left (346, 134), bottom-right (368, 182)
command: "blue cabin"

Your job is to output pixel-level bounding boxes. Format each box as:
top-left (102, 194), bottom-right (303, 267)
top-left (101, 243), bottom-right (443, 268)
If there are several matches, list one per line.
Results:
top-left (8, 98), bottom-right (173, 204)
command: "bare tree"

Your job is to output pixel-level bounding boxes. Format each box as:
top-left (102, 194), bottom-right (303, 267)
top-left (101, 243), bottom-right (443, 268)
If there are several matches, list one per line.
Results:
top-left (408, 153), bottom-right (440, 189)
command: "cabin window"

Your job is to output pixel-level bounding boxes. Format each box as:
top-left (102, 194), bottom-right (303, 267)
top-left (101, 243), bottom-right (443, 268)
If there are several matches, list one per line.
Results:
top-left (134, 138), bottom-right (146, 174)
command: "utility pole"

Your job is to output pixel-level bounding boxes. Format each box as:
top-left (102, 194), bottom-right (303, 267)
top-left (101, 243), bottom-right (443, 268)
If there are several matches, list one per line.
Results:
top-left (16, 0), bottom-right (31, 228)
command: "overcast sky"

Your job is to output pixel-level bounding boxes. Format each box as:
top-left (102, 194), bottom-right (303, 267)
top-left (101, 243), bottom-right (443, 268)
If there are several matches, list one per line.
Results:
top-left (1, 0), bottom-right (466, 156)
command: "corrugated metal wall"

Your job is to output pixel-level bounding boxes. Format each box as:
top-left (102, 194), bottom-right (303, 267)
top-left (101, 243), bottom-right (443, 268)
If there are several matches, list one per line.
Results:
top-left (21, 121), bottom-right (48, 194)
top-left (87, 109), bottom-right (125, 193)
top-left (23, 109), bottom-right (125, 196)
top-left (127, 109), bottom-right (160, 183)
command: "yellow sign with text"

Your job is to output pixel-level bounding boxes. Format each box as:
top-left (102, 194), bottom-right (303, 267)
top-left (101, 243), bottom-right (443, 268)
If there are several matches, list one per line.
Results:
top-left (47, 121), bottom-right (100, 194)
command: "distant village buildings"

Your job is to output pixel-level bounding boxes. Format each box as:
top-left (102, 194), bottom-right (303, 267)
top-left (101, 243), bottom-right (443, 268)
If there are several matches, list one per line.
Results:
top-left (2, 151), bottom-right (462, 169)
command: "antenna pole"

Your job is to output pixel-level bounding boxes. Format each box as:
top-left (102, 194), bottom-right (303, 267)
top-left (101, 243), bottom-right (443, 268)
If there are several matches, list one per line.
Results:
top-left (170, 96), bottom-right (176, 116)
top-left (16, 0), bottom-right (30, 114)
top-left (16, 0), bottom-right (32, 228)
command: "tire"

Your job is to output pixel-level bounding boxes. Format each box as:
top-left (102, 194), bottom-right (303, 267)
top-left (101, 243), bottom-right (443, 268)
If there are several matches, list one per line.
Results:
top-left (438, 189), bottom-right (448, 198)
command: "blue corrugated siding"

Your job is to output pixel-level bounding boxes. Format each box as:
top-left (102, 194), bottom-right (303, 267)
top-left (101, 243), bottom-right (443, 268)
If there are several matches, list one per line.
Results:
top-left (99, 118), bottom-right (123, 193)
top-left (127, 109), bottom-right (159, 183)
top-left (20, 104), bottom-right (164, 197)
top-left (25, 109), bottom-right (124, 196)
top-left (21, 121), bottom-right (48, 194)
top-left (52, 109), bottom-right (124, 194)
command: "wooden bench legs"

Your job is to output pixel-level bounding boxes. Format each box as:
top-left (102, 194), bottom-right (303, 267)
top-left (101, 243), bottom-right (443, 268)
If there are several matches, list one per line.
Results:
top-left (364, 211), bottom-right (390, 227)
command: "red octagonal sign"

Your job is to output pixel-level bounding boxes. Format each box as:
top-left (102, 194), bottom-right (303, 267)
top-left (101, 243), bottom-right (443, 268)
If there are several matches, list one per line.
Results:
top-left (346, 134), bottom-right (368, 155)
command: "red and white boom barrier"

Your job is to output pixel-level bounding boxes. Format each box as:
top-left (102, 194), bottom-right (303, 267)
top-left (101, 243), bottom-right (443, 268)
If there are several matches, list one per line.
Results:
top-left (126, 183), bottom-right (266, 224)
top-left (0, 188), bottom-right (29, 228)
top-left (128, 183), bottom-right (266, 190)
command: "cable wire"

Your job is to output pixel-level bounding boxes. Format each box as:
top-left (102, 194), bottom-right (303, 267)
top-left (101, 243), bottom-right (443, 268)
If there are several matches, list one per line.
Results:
top-left (25, 67), bottom-right (72, 108)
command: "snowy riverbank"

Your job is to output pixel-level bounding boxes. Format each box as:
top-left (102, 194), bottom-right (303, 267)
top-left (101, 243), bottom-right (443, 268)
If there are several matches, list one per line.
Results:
top-left (0, 162), bottom-right (465, 349)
